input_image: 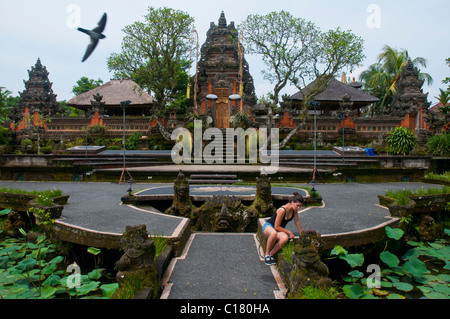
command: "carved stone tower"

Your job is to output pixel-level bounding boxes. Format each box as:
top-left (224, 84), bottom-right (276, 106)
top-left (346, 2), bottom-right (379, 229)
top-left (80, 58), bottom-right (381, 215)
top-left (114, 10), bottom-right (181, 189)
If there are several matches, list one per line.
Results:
top-left (197, 12), bottom-right (256, 128)
top-left (17, 58), bottom-right (62, 118)
top-left (386, 59), bottom-right (431, 131)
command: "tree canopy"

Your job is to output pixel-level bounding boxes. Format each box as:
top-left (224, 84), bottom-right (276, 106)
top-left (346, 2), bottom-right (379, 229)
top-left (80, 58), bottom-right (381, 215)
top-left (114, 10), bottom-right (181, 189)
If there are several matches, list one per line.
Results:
top-left (359, 45), bottom-right (433, 115)
top-left (107, 6), bottom-right (194, 139)
top-left (72, 77), bottom-right (104, 96)
top-left (239, 10), bottom-right (365, 146)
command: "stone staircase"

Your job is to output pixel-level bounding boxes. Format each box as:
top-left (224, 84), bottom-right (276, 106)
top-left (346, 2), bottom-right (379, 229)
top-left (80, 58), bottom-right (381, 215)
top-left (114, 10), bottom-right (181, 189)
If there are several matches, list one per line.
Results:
top-left (187, 173), bottom-right (243, 184)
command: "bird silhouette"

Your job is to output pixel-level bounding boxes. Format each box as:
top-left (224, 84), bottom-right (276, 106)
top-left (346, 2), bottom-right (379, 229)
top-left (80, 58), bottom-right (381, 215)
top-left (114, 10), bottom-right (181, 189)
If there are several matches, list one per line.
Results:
top-left (78, 13), bottom-right (107, 62)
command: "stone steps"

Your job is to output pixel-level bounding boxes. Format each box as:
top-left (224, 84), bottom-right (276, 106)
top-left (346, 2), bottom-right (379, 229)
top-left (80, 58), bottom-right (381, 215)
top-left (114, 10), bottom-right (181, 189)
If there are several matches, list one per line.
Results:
top-left (187, 173), bottom-right (243, 184)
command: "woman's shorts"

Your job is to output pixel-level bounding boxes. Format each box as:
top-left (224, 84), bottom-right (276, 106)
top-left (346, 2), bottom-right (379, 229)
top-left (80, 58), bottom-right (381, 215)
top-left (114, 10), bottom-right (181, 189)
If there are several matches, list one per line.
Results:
top-left (262, 221), bottom-right (273, 232)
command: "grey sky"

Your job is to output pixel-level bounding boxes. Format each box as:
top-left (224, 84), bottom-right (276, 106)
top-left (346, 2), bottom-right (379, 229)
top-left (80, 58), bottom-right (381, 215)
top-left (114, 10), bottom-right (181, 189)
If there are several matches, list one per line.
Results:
top-left (0, 0), bottom-right (448, 105)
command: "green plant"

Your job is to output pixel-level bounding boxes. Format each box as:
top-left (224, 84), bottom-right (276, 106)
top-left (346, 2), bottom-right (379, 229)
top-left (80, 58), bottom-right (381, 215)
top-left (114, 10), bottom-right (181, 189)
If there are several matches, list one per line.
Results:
top-left (35, 195), bottom-right (53, 207)
top-left (151, 236), bottom-right (168, 260)
top-left (29, 207), bottom-right (55, 227)
top-left (331, 226), bottom-right (450, 299)
top-left (292, 285), bottom-right (341, 299)
top-left (87, 247), bottom-right (101, 269)
top-left (427, 133), bottom-right (450, 157)
top-left (279, 240), bottom-right (295, 266)
top-left (425, 171), bottom-right (450, 182)
top-left (126, 132), bottom-right (143, 150)
top-left (0, 235), bottom-right (118, 299)
top-left (385, 186), bottom-right (450, 205)
top-left (385, 126), bottom-right (417, 155)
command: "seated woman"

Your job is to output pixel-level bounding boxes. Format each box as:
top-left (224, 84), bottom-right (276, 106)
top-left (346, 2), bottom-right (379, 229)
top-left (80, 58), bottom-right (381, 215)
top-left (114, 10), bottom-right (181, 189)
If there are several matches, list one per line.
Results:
top-left (262, 192), bottom-right (304, 265)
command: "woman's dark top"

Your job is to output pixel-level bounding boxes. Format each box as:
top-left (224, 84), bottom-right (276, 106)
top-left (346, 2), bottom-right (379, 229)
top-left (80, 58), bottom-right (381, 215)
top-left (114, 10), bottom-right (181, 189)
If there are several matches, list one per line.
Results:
top-left (266, 207), bottom-right (293, 229)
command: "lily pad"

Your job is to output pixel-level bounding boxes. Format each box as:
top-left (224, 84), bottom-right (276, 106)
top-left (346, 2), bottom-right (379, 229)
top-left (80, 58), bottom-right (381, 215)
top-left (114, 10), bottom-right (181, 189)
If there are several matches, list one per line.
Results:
top-left (386, 293), bottom-right (405, 299)
top-left (42, 274), bottom-right (61, 287)
top-left (433, 284), bottom-right (450, 296)
top-left (76, 281), bottom-right (100, 296)
top-left (343, 284), bottom-right (364, 299)
top-left (385, 226), bottom-right (404, 240)
top-left (330, 245), bottom-right (347, 256)
top-left (402, 257), bottom-right (427, 278)
top-left (340, 253), bottom-right (364, 268)
top-left (348, 270), bottom-right (364, 278)
top-left (100, 283), bottom-right (119, 298)
top-left (16, 258), bottom-right (37, 271)
top-left (380, 251), bottom-right (400, 267)
top-left (40, 286), bottom-right (57, 299)
top-left (393, 281), bottom-right (414, 292)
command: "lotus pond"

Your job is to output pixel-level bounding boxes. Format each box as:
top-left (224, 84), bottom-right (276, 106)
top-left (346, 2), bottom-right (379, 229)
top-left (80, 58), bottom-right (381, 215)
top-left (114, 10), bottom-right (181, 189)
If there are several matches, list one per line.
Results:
top-left (0, 233), bottom-right (119, 299)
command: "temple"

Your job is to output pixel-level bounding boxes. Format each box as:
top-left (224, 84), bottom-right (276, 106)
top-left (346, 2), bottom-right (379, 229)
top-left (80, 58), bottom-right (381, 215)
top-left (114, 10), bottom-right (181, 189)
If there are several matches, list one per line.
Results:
top-left (9, 13), bottom-right (435, 146)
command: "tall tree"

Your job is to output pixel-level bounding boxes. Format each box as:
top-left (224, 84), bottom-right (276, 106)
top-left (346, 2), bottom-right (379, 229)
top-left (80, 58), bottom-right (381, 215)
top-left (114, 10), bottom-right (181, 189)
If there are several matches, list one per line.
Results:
top-left (240, 11), bottom-right (365, 147)
top-left (107, 6), bottom-right (194, 140)
top-left (72, 77), bottom-right (104, 96)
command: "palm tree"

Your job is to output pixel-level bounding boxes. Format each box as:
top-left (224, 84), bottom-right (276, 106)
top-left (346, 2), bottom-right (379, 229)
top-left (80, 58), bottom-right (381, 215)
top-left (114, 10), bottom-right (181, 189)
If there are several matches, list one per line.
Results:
top-left (435, 88), bottom-right (450, 116)
top-left (360, 45), bottom-right (433, 114)
top-left (359, 63), bottom-right (387, 116)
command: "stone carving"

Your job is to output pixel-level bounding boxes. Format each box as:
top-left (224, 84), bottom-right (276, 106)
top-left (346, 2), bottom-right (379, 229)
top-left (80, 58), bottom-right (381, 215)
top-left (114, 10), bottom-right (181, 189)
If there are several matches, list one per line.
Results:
top-left (286, 229), bottom-right (332, 294)
top-left (249, 174), bottom-right (275, 217)
top-left (115, 225), bottom-right (159, 298)
top-left (197, 12), bottom-right (257, 114)
top-left (89, 93), bottom-right (105, 117)
top-left (386, 59), bottom-right (431, 118)
top-left (164, 172), bottom-right (274, 232)
top-left (192, 195), bottom-right (258, 232)
top-left (17, 58), bottom-right (62, 119)
top-left (164, 171), bottom-right (194, 218)
top-left (116, 225), bottom-right (156, 280)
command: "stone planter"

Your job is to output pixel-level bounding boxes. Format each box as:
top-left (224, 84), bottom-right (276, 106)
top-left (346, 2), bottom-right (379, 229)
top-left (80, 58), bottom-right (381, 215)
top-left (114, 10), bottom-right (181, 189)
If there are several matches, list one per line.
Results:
top-left (52, 195), bottom-right (70, 205)
top-left (0, 192), bottom-right (36, 212)
top-left (377, 195), bottom-right (396, 207)
top-left (28, 199), bottom-right (64, 220)
top-left (410, 194), bottom-right (450, 214)
top-left (379, 193), bottom-right (450, 217)
top-left (387, 199), bottom-right (415, 217)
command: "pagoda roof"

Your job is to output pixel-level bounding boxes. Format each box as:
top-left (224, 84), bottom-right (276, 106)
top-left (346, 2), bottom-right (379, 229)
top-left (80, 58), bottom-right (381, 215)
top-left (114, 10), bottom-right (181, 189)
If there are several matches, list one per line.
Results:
top-left (67, 79), bottom-right (153, 108)
top-left (290, 78), bottom-right (380, 105)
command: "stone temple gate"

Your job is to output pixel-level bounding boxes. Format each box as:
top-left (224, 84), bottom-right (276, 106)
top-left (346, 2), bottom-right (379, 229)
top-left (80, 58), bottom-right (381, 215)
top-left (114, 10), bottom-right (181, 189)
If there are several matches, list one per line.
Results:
top-left (197, 11), bottom-right (257, 128)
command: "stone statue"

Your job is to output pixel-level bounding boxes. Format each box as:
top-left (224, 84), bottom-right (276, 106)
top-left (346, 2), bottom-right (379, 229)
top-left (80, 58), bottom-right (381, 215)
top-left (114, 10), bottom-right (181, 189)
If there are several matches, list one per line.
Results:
top-left (250, 174), bottom-right (275, 217)
top-left (116, 225), bottom-right (156, 278)
top-left (191, 195), bottom-right (258, 232)
top-left (286, 229), bottom-right (332, 295)
top-left (115, 225), bottom-right (159, 298)
top-left (165, 171), bottom-right (194, 218)
top-left (89, 93), bottom-right (105, 116)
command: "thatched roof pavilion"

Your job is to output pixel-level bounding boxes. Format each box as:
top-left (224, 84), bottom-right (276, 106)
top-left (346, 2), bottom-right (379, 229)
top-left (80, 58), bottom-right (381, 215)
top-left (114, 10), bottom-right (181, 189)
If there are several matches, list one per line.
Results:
top-left (67, 79), bottom-right (153, 116)
top-left (290, 78), bottom-right (379, 116)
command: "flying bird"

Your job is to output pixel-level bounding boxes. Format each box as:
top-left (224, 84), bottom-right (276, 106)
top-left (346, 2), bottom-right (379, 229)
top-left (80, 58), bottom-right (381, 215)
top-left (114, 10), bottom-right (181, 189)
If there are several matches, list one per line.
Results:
top-left (77, 13), bottom-right (107, 62)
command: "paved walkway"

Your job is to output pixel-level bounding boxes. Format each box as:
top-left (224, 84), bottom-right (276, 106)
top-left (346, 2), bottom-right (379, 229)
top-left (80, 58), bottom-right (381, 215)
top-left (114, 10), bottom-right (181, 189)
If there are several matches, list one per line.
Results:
top-left (161, 233), bottom-right (285, 299)
top-left (0, 180), bottom-right (443, 299)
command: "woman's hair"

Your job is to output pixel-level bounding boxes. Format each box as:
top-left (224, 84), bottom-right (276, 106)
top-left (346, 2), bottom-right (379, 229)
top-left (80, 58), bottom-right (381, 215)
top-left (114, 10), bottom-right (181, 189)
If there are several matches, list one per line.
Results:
top-left (289, 192), bottom-right (304, 203)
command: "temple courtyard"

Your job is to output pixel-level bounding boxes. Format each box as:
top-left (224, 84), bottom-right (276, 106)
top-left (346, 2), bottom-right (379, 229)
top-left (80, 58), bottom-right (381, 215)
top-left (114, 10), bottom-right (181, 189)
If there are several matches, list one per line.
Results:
top-left (0, 178), bottom-right (443, 299)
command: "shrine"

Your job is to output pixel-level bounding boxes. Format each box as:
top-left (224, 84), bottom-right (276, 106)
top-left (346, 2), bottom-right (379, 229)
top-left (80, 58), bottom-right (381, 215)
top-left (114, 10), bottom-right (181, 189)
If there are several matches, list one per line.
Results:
top-left (12, 58), bottom-right (63, 132)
